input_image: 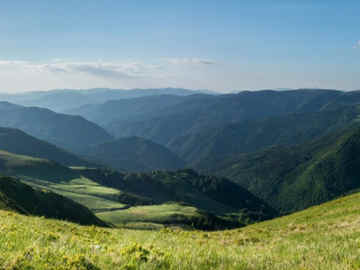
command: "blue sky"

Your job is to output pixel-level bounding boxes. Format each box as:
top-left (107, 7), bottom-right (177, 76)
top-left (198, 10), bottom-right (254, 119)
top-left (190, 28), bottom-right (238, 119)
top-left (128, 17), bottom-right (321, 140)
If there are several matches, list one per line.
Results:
top-left (0, 0), bottom-right (359, 92)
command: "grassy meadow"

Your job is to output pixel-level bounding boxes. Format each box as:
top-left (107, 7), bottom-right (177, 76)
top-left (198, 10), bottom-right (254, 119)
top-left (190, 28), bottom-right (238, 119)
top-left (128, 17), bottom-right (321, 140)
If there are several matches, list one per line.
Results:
top-left (97, 203), bottom-right (201, 228)
top-left (2, 189), bottom-right (360, 269)
top-left (23, 177), bottom-right (206, 228)
top-left (23, 177), bottom-right (126, 212)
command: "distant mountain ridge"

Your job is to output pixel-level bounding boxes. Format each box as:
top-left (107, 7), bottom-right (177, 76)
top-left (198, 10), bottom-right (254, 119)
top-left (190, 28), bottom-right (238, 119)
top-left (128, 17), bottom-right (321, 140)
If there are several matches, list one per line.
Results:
top-left (0, 88), bottom-right (216, 112)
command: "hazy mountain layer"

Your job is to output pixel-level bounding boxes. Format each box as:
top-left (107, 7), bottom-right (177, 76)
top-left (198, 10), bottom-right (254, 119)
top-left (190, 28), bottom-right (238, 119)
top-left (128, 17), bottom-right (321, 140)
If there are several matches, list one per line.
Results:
top-left (0, 127), bottom-right (90, 166)
top-left (0, 88), bottom-right (214, 112)
top-left (84, 136), bottom-right (186, 172)
top-left (0, 102), bottom-right (113, 153)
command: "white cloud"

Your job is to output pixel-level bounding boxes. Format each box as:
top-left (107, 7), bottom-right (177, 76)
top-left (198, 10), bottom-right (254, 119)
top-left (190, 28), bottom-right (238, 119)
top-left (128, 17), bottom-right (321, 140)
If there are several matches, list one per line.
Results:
top-left (0, 58), bottom-right (215, 81)
top-left (5, 60), bottom-right (164, 80)
top-left (0, 58), bottom-right (218, 92)
top-left (165, 58), bottom-right (216, 65)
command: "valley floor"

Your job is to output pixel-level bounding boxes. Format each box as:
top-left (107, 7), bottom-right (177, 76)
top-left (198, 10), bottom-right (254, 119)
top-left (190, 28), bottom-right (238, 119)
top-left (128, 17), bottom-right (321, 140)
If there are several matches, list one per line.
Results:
top-left (2, 190), bottom-right (360, 269)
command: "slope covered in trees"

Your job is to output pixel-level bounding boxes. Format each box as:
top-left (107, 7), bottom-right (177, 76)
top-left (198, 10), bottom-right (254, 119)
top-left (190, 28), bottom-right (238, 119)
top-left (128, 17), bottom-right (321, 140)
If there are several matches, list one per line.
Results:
top-left (214, 124), bottom-right (360, 213)
top-left (173, 105), bottom-right (360, 168)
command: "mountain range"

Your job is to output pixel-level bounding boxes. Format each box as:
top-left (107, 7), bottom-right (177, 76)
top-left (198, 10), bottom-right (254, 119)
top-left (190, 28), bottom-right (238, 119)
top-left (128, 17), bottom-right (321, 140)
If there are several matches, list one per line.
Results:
top-left (2, 88), bottom-right (360, 230)
top-left (0, 88), bottom-right (216, 112)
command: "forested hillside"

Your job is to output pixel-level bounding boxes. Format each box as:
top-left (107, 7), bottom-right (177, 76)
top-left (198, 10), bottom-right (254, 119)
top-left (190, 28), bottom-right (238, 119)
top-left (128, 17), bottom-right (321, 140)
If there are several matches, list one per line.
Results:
top-left (214, 124), bottom-right (360, 213)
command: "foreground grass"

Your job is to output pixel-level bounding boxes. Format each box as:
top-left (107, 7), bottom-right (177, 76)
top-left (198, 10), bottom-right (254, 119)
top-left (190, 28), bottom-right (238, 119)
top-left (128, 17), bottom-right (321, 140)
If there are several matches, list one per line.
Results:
top-left (2, 192), bottom-right (360, 269)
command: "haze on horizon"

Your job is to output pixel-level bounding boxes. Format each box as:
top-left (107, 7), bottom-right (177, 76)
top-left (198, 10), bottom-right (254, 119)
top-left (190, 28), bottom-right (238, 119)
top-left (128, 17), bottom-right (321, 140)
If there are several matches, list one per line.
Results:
top-left (1, 0), bottom-right (359, 93)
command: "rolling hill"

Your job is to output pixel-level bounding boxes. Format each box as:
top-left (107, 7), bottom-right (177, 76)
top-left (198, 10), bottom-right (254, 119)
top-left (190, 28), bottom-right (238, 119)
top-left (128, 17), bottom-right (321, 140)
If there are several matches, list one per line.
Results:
top-left (0, 175), bottom-right (107, 226)
top-left (84, 136), bottom-right (186, 172)
top-left (0, 127), bottom-right (90, 166)
top-left (214, 124), bottom-right (360, 214)
top-left (0, 101), bottom-right (113, 153)
top-left (67, 94), bottom-right (188, 126)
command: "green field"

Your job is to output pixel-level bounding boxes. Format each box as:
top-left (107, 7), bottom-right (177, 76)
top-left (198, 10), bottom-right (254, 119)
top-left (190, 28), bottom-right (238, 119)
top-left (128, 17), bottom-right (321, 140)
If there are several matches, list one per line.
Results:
top-left (23, 177), bottom-right (126, 212)
top-left (2, 189), bottom-right (360, 269)
top-left (23, 177), bottom-right (227, 229)
top-left (97, 203), bottom-right (202, 227)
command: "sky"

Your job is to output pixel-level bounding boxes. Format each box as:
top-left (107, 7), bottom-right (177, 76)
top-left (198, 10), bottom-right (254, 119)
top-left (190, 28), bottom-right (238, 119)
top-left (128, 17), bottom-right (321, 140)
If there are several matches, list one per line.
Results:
top-left (0, 0), bottom-right (359, 93)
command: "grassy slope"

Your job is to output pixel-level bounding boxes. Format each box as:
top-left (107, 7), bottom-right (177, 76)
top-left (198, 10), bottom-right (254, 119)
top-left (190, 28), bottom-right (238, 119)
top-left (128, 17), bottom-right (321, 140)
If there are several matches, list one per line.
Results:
top-left (0, 176), bottom-right (107, 227)
top-left (2, 189), bottom-right (360, 269)
top-left (23, 177), bottom-right (126, 212)
top-left (97, 203), bottom-right (201, 228)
